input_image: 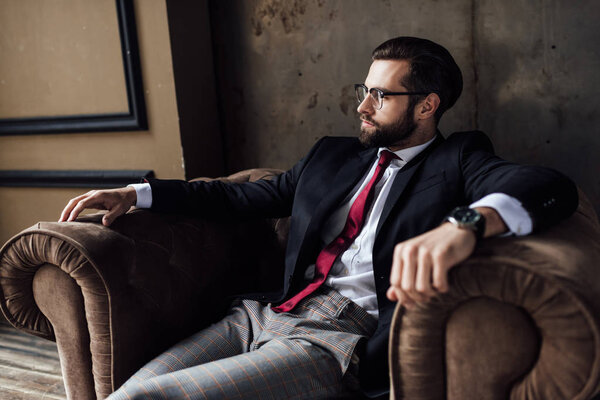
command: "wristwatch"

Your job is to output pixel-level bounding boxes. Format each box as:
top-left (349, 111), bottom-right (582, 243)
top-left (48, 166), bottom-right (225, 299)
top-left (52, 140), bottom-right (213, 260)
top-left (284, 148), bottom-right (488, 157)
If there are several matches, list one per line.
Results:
top-left (444, 206), bottom-right (486, 241)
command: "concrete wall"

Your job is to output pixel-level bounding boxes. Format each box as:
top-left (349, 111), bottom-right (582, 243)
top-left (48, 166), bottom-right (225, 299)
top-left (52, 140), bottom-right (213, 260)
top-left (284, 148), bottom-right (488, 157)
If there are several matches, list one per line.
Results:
top-left (209, 0), bottom-right (600, 215)
top-left (0, 0), bottom-right (597, 245)
top-left (474, 0), bottom-right (600, 214)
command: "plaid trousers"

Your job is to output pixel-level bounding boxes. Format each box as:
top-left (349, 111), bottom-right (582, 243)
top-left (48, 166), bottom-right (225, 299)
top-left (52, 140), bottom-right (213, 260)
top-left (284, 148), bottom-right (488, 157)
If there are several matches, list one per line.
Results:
top-left (108, 287), bottom-right (377, 400)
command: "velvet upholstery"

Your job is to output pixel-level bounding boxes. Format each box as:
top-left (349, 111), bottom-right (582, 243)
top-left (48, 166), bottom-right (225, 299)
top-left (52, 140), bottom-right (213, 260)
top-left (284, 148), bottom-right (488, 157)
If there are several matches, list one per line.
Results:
top-left (0, 168), bottom-right (599, 399)
top-left (389, 187), bottom-right (600, 400)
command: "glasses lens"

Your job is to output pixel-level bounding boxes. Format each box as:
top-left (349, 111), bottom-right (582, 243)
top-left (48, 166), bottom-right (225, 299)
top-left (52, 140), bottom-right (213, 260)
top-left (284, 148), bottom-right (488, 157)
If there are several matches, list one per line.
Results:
top-left (371, 89), bottom-right (384, 109)
top-left (355, 85), bottom-right (368, 104)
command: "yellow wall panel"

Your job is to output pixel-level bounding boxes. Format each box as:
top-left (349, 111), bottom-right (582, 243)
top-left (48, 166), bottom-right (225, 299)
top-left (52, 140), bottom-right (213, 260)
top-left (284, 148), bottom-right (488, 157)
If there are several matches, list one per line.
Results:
top-left (0, 0), bottom-right (184, 242)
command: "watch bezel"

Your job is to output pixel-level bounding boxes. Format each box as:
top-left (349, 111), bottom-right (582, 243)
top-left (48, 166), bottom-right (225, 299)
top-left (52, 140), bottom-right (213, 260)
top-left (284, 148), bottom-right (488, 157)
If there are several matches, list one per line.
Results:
top-left (445, 206), bottom-right (486, 240)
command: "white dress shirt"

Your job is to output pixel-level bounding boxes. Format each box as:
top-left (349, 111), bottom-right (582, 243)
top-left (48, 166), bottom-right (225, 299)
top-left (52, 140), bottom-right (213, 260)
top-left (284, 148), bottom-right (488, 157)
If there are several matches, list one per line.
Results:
top-left (129, 138), bottom-right (532, 318)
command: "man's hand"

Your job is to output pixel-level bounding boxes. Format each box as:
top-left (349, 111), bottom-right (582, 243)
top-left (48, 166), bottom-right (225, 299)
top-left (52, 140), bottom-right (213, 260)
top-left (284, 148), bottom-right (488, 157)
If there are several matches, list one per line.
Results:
top-left (387, 207), bottom-right (508, 308)
top-left (59, 187), bottom-right (137, 227)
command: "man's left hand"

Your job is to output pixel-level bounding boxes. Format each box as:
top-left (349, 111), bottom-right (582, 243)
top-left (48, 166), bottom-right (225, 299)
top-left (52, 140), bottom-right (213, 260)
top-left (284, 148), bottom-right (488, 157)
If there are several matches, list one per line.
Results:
top-left (387, 207), bottom-right (508, 308)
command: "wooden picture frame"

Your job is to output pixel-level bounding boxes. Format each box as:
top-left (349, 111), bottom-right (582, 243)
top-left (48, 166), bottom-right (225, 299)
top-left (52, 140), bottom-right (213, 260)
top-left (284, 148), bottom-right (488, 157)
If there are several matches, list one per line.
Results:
top-left (0, 0), bottom-right (147, 135)
top-left (0, 170), bottom-right (154, 188)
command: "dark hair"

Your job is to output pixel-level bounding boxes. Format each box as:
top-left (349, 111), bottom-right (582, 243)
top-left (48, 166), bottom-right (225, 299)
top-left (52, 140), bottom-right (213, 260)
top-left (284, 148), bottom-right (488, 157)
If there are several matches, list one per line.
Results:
top-left (372, 36), bottom-right (463, 122)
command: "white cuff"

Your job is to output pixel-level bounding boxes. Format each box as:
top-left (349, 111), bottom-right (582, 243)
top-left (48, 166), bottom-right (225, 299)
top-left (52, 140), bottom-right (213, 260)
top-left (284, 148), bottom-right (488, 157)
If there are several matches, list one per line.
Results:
top-left (470, 193), bottom-right (532, 236)
top-left (127, 183), bottom-right (153, 208)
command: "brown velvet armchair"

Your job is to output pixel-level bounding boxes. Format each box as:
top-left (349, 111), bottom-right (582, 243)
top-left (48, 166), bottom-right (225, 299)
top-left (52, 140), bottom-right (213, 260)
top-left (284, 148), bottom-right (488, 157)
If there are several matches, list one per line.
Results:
top-left (1, 168), bottom-right (599, 400)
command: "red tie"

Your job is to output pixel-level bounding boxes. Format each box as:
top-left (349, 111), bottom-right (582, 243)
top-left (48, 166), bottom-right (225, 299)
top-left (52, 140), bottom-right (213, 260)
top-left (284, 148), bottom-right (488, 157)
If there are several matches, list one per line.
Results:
top-left (273, 150), bottom-right (399, 312)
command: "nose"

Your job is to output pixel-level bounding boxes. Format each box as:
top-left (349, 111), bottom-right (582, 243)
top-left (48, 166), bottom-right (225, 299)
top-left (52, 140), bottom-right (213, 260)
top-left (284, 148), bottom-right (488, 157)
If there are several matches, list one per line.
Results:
top-left (357, 96), bottom-right (374, 115)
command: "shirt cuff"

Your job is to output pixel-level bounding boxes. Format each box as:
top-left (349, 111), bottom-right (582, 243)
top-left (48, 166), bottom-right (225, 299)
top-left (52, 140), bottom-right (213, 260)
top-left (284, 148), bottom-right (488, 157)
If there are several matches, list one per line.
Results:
top-left (127, 183), bottom-right (153, 208)
top-left (470, 193), bottom-right (532, 236)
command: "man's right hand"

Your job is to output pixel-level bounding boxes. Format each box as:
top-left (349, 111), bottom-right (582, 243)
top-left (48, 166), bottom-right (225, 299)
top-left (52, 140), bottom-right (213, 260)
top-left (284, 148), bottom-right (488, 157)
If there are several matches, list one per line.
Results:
top-left (59, 186), bottom-right (137, 227)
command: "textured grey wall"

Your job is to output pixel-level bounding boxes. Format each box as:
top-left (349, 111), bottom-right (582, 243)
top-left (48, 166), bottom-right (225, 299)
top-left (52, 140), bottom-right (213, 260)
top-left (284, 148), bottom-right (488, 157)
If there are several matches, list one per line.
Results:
top-left (473, 0), bottom-right (600, 215)
top-left (209, 0), bottom-right (600, 214)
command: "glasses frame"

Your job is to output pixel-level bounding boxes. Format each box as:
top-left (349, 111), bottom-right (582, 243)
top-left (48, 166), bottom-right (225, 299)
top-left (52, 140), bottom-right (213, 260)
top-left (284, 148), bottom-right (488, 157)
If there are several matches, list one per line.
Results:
top-left (354, 83), bottom-right (430, 110)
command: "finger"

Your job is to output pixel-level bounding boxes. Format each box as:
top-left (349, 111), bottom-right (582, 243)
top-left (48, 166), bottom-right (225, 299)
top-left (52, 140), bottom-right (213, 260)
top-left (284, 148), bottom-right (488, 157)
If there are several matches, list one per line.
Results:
top-left (401, 245), bottom-right (427, 303)
top-left (102, 212), bottom-right (115, 227)
top-left (59, 192), bottom-right (93, 222)
top-left (416, 248), bottom-right (435, 298)
top-left (390, 244), bottom-right (404, 289)
top-left (400, 245), bottom-right (417, 292)
top-left (67, 195), bottom-right (103, 222)
top-left (388, 245), bottom-right (404, 303)
top-left (386, 286), bottom-right (398, 302)
top-left (102, 204), bottom-right (127, 226)
top-left (392, 245), bottom-right (419, 307)
top-left (67, 201), bottom-right (89, 222)
top-left (388, 286), bottom-right (414, 309)
top-left (432, 253), bottom-right (449, 293)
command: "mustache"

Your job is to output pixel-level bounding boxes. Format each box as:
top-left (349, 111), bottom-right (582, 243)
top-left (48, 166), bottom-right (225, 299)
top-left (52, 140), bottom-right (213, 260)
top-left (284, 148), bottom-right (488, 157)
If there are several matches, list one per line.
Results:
top-left (360, 116), bottom-right (379, 127)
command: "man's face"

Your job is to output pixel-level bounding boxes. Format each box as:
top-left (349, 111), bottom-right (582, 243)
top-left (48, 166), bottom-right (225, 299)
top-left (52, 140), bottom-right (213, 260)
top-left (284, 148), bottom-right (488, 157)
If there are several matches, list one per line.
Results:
top-left (357, 60), bottom-right (418, 149)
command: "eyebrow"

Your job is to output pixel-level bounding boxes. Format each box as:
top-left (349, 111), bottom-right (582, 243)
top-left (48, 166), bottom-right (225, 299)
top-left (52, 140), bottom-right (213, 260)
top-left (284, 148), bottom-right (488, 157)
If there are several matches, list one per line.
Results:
top-left (370, 85), bottom-right (407, 92)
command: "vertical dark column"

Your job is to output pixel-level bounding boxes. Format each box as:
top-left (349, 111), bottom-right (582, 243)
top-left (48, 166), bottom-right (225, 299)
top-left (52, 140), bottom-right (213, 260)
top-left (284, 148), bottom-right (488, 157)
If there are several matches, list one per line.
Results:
top-left (165, 0), bottom-right (224, 179)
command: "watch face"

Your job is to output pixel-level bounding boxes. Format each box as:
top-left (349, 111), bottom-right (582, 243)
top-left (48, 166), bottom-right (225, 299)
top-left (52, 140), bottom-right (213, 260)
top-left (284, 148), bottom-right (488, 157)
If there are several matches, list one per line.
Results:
top-left (455, 208), bottom-right (479, 223)
top-left (451, 207), bottom-right (481, 226)
top-left (446, 207), bottom-right (485, 240)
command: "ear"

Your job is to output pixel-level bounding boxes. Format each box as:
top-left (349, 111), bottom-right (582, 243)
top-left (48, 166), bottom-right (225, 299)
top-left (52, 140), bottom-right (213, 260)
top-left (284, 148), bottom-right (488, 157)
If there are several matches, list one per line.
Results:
top-left (414, 93), bottom-right (440, 121)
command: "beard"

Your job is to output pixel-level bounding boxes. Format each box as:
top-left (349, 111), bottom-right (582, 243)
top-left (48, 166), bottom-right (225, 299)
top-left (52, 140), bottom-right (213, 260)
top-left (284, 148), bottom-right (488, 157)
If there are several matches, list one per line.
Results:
top-left (358, 104), bottom-right (417, 149)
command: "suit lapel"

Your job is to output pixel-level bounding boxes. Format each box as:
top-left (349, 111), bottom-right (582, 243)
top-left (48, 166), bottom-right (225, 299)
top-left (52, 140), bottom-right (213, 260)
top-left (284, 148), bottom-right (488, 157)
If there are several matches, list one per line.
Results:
top-left (286, 145), bottom-right (376, 282)
top-left (375, 133), bottom-right (445, 238)
top-left (308, 147), bottom-right (378, 232)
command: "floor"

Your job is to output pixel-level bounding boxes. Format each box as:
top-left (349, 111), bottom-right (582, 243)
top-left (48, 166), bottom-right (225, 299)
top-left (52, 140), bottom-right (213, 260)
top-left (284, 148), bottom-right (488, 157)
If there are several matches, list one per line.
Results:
top-left (1, 321), bottom-right (600, 400)
top-left (0, 323), bottom-right (66, 399)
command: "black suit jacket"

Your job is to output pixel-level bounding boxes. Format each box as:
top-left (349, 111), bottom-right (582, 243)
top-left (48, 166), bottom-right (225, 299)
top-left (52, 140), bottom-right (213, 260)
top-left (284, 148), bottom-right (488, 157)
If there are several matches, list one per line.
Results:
top-left (148, 131), bottom-right (578, 396)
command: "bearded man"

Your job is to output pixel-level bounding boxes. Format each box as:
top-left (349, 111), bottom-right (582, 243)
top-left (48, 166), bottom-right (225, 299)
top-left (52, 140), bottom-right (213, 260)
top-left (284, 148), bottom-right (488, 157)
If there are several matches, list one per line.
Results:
top-left (60, 36), bottom-right (577, 399)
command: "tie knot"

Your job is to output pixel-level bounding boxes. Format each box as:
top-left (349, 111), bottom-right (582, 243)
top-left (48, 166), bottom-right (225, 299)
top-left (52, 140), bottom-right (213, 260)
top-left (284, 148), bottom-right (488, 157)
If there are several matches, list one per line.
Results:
top-left (378, 150), bottom-right (399, 168)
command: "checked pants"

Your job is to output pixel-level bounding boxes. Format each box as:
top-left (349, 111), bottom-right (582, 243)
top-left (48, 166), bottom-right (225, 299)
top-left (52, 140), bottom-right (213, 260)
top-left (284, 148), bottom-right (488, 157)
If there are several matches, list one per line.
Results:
top-left (108, 287), bottom-right (377, 399)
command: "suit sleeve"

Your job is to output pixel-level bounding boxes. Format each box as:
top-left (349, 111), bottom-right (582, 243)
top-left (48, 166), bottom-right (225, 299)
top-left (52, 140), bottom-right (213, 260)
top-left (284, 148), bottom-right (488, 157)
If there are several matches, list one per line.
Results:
top-left (145, 137), bottom-right (327, 220)
top-left (458, 132), bottom-right (578, 232)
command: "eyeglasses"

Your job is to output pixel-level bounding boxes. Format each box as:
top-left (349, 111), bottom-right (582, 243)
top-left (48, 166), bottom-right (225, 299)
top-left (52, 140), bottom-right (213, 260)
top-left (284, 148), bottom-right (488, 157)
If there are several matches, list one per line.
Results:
top-left (354, 84), bottom-right (429, 110)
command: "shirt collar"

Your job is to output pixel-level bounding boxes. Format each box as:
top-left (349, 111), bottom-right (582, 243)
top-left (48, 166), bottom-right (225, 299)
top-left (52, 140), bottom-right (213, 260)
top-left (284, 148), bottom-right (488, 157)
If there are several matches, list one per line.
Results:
top-left (377, 135), bottom-right (437, 165)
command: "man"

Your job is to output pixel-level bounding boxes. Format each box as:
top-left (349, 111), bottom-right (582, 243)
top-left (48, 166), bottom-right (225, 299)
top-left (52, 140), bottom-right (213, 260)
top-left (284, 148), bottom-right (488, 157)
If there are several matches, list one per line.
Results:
top-left (60, 37), bottom-right (578, 399)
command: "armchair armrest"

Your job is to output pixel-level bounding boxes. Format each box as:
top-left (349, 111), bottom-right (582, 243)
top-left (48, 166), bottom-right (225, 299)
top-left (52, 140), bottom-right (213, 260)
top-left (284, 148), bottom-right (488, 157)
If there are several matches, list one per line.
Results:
top-left (0, 209), bottom-right (286, 399)
top-left (389, 189), bottom-right (600, 399)
top-left (0, 168), bottom-right (288, 399)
